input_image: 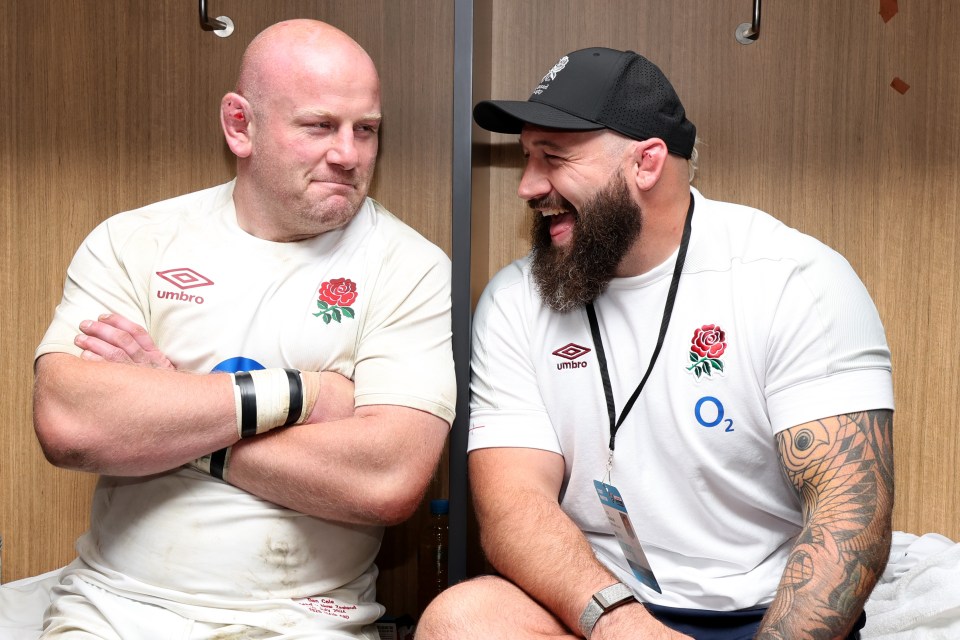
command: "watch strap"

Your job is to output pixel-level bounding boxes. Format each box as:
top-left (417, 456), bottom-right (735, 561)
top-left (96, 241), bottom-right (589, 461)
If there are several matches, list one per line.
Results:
top-left (578, 582), bottom-right (637, 638)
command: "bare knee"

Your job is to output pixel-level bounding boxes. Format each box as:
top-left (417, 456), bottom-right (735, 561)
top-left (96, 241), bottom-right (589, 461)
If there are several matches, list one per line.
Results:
top-left (416, 575), bottom-right (571, 640)
top-left (417, 576), bottom-right (504, 638)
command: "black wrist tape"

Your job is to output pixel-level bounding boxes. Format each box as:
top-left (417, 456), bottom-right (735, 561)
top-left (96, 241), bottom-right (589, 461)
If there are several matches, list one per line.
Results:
top-left (209, 447), bottom-right (230, 480)
top-left (283, 368), bottom-right (303, 427)
top-left (234, 371), bottom-right (259, 438)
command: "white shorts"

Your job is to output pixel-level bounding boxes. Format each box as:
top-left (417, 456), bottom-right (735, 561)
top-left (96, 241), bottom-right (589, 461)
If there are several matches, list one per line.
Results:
top-left (41, 570), bottom-right (383, 639)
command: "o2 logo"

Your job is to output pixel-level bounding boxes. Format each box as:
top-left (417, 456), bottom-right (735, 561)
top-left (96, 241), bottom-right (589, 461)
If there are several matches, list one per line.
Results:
top-left (694, 396), bottom-right (734, 432)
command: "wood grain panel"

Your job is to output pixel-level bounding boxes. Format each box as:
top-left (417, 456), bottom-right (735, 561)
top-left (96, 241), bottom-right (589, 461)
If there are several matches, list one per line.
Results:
top-left (0, 0), bottom-right (13, 586)
top-left (475, 0), bottom-right (960, 541)
top-left (1, 0), bottom-right (453, 618)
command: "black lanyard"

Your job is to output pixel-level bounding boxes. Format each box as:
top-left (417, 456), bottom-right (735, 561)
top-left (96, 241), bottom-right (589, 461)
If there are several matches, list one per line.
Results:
top-left (585, 194), bottom-right (694, 452)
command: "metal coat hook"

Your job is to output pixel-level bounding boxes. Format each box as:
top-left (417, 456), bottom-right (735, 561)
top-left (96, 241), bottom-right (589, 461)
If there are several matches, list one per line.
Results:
top-left (200, 0), bottom-right (235, 38)
top-left (735, 0), bottom-right (761, 44)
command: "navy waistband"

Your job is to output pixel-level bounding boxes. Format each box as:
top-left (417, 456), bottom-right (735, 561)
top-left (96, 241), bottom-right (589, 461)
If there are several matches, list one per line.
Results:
top-left (643, 603), bottom-right (865, 640)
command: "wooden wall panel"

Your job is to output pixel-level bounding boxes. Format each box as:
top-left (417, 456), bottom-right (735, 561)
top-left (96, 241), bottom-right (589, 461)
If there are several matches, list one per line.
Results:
top-left (1, 0), bottom-right (453, 618)
top-left (0, 0), bottom-right (14, 584)
top-left (475, 0), bottom-right (960, 540)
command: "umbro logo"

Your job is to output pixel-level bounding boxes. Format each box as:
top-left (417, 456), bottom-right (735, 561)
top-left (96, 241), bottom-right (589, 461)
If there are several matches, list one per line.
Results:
top-left (156, 267), bottom-right (214, 305)
top-left (552, 343), bottom-right (590, 370)
top-left (157, 268), bottom-right (215, 290)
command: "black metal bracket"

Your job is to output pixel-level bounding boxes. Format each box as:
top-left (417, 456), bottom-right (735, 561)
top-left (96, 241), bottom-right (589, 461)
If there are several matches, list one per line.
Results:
top-left (199, 0), bottom-right (226, 31)
top-left (735, 0), bottom-right (761, 44)
top-left (199, 0), bottom-right (234, 37)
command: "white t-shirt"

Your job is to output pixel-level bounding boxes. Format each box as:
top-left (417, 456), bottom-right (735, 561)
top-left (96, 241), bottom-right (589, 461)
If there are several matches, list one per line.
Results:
top-left (36, 181), bottom-right (456, 619)
top-left (469, 188), bottom-right (893, 611)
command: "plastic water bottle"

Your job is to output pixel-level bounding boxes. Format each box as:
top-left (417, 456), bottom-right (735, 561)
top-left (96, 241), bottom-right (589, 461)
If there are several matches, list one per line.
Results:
top-left (417, 499), bottom-right (449, 618)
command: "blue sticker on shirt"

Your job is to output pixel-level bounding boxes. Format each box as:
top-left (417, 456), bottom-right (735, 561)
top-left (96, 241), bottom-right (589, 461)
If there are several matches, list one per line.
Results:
top-left (212, 357), bottom-right (265, 373)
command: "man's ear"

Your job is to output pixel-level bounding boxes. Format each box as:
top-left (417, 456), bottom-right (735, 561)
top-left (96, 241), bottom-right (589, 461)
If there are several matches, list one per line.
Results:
top-left (629, 138), bottom-right (668, 192)
top-left (221, 92), bottom-right (253, 159)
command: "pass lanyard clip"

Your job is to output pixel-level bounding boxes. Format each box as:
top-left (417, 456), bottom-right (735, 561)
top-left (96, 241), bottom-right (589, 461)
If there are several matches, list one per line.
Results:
top-left (587, 194), bottom-right (694, 454)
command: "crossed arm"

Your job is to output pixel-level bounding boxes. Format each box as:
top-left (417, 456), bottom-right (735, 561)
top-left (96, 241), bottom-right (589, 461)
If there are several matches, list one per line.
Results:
top-left (33, 314), bottom-right (449, 526)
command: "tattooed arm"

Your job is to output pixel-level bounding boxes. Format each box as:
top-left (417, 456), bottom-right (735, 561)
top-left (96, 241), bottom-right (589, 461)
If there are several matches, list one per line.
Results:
top-left (756, 410), bottom-right (894, 640)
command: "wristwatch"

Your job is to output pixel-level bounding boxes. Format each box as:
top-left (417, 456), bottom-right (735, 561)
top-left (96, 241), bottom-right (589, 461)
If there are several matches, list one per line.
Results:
top-left (578, 582), bottom-right (637, 638)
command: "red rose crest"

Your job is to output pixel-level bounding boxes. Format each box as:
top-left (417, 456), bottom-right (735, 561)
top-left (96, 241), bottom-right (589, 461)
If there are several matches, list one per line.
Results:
top-left (687, 324), bottom-right (726, 378)
top-left (313, 278), bottom-right (358, 324)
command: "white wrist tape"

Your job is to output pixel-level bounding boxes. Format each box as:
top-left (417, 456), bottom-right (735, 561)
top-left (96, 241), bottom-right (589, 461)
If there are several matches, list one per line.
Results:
top-left (231, 368), bottom-right (309, 438)
top-left (189, 447), bottom-right (231, 481)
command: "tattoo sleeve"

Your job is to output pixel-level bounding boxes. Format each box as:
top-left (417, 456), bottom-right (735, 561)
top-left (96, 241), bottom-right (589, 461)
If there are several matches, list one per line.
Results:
top-left (757, 410), bottom-right (894, 640)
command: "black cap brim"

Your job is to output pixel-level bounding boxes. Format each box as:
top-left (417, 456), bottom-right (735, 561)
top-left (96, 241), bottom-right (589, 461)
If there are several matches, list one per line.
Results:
top-left (473, 100), bottom-right (605, 134)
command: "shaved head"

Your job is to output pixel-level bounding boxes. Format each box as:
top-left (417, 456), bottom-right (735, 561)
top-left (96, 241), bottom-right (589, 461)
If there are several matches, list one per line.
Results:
top-left (237, 20), bottom-right (379, 120)
top-left (221, 19), bottom-right (383, 242)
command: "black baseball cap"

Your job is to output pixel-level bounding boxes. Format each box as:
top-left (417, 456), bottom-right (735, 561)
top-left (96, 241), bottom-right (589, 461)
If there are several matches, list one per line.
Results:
top-left (473, 47), bottom-right (696, 159)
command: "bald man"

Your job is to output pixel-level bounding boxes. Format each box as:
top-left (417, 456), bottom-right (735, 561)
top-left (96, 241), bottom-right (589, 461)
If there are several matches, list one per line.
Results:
top-left (32, 20), bottom-right (455, 639)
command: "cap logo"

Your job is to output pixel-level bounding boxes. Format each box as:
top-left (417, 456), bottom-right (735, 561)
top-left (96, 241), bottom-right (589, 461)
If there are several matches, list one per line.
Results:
top-left (533, 56), bottom-right (569, 95)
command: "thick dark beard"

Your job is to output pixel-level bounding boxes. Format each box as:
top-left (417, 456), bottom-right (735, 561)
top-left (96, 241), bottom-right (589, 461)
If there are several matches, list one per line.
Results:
top-left (530, 171), bottom-right (642, 313)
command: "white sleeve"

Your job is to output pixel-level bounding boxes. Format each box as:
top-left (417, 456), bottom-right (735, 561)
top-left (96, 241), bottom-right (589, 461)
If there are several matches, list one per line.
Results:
top-left (352, 236), bottom-right (457, 425)
top-left (764, 237), bottom-right (894, 432)
top-left (35, 217), bottom-right (151, 360)
top-left (468, 261), bottom-right (561, 454)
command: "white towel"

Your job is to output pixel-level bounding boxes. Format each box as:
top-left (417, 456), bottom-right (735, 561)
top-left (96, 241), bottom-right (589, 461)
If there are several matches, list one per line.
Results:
top-left (863, 533), bottom-right (960, 639)
top-left (0, 568), bottom-right (59, 640)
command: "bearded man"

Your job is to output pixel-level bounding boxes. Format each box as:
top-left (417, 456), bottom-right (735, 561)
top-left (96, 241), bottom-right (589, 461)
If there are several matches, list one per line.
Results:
top-left (417, 47), bottom-right (893, 640)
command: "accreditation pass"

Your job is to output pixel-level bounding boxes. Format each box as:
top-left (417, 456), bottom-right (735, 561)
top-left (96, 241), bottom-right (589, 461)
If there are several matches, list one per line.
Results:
top-left (593, 480), bottom-right (662, 593)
